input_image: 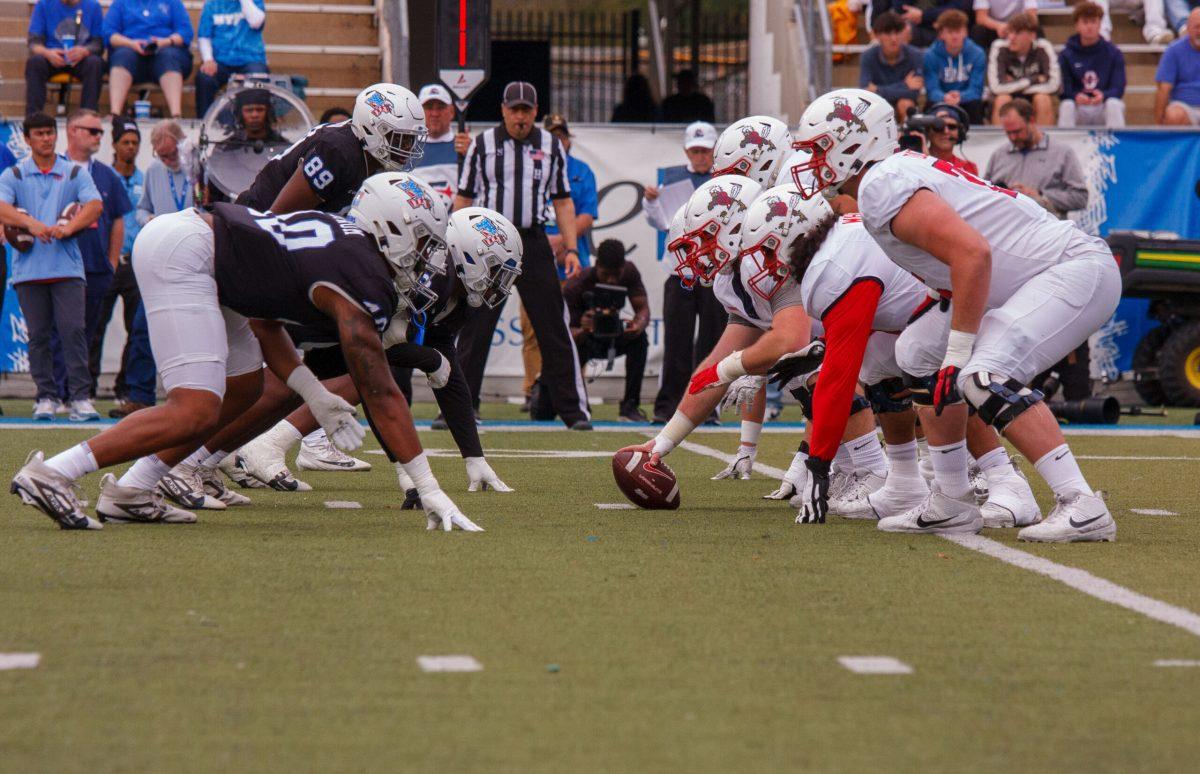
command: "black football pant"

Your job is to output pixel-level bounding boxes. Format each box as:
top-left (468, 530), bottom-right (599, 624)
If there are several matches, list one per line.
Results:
top-left (577, 331), bottom-right (649, 408)
top-left (90, 259), bottom-right (141, 399)
top-left (653, 278), bottom-right (725, 419)
top-left (456, 226), bottom-right (589, 425)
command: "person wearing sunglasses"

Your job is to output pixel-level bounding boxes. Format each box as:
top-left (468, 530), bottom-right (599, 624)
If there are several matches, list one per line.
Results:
top-left (924, 102), bottom-right (979, 176)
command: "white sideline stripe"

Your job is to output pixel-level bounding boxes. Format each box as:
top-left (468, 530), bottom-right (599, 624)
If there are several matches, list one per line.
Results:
top-left (0, 653), bottom-right (40, 670)
top-left (676, 438), bottom-right (1200, 641)
top-left (1079, 456), bottom-right (1200, 461)
top-left (838, 656), bottom-right (912, 675)
top-left (942, 534), bottom-right (1200, 639)
top-left (417, 655), bottom-right (482, 673)
top-left (324, 501), bottom-right (362, 509)
top-left (1130, 509), bottom-right (1180, 516)
top-left (595, 502), bottom-right (635, 510)
top-left (1154, 659), bottom-right (1200, 667)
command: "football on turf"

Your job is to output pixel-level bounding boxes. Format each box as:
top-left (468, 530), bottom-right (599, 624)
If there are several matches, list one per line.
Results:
top-left (4, 208), bottom-right (34, 253)
top-left (612, 450), bottom-right (681, 510)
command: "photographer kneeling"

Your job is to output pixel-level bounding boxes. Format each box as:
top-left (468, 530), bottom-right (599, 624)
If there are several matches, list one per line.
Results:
top-left (564, 240), bottom-right (651, 423)
top-left (898, 102), bottom-right (979, 175)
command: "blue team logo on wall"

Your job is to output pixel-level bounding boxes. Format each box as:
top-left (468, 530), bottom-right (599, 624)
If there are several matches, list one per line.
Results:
top-left (364, 90), bottom-right (395, 117)
top-left (473, 217), bottom-right (507, 247)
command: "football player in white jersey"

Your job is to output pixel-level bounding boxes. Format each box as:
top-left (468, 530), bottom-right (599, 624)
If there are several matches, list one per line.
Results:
top-left (790, 88), bottom-right (1120, 542)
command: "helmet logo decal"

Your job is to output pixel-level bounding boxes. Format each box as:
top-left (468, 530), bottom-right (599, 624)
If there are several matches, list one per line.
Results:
top-left (364, 90), bottom-right (396, 117)
top-left (763, 193), bottom-right (807, 236)
top-left (472, 216), bottom-right (508, 247)
top-left (395, 178), bottom-right (433, 209)
top-left (706, 183), bottom-right (747, 223)
top-left (738, 123), bottom-right (777, 156)
top-left (825, 95), bottom-right (870, 137)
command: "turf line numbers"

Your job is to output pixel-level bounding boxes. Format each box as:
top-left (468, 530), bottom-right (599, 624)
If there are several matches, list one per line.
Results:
top-left (838, 656), bottom-right (912, 675)
top-left (324, 501), bottom-right (362, 509)
top-left (1130, 509), bottom-right (1180, 516)
top-left (417, 655), bottom-right (483, 673)
top-left (0, 653), bottom-right (41, 670)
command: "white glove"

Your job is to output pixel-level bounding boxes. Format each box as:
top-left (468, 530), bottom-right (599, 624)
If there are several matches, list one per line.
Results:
top-left (421, 488), bottom-right (485, 532)
top-left (465, 456), bottom-right (513, 492)
top-left (720, 374), bottom-right (766, 414)
top-left (425, 352), bottom-right (452, 390)
top-left (712, 445), bottom-right (756, 480)
top-left (287, 366), bottom-right (366, 452)
top-left (381, 312), bottom-right (408, 349)
top-left (766, 446), bottom-right (810, 501)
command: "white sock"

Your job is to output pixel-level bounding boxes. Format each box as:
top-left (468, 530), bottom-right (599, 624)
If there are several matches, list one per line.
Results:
top-left (916, 437), bottom-right (929, 459)
top-left (1034, 444), bottom-right (1094, 498)
top-left (181, 446), bottom-right (211, 468)
top-left (201, 450), bottom-right (229, 468)
top-left (884, 440), bottom-right (919, 481)
top-left (740, 420), bottom-right (763, 448)
top-left (847, 431), bottom-right (886, 476)
top-left (400, 452), bottom-right (439, 495)
top-left (928, 442), bottom-right (972, 499)
top-left (117, 455), bottom-right (171, 490)
top-left (833, 443), bottom-right (852, 473)
top-left (263, 420), bottom-right (304, 452)
top-left (302, 429), bottom-right (326, 444)
top-left (45, 443), bottom-right (98, 480)
top-left (975, 446), bottom-right (1010, 474)
top-left (395, 462), bottom-right (415, 491)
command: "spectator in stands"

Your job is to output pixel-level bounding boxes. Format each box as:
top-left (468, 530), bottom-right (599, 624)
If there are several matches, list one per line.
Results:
top-left (564, 240), bottom-right (651, 423)
top-left (985, 98), bottom-right (1088, 218)
top-left (894, 0), bottom-right (972, 47)
top-left (660, 69), bottom-right (716, 123)
top-left (103, 0), bottom-right (193, 119)
top-left (925, 102), bottom-right (979, 173)
top-left (1103, 0), bottom-right (1176, 44)
top-left (924, 9), bottom-right (987, 124)
top-left (61, 109), bottom-right (132, 399)
top-left (195, 0), bottom-right (269, 119)
top-left (25, 0), bottom-right (105, 116)
top-left (612, 73), bottom-right (659, 123)
top-left (93, 118), bottom-right (145, 411)
top-left (970, 0), bottom-right (1037, 51)
top-left (860, 11), bottom-right (925, 121)
top-left (1165, 0), bottom-right (1200, 34)
top-left (987, 11), bottom-right (1060, 125)
top-left (1059, 2), bottom-right (1127, 127)
top-left (1155, 8), bottom-right (1200, 124)
top-left (0, 113), bottom-right (103, 421)
top-left (409, 83), bottom-right (470, 206)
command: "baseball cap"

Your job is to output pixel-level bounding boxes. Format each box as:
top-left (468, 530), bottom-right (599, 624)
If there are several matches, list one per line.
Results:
top-left (112, 117), bottom-right (140, 142)
top-left (683, 121), bottom-right (718, 150)
top-left (418, 84), bottom-right (453, 105)
top-left (543, 114), bottom-right (571, 136)
top-left (502, 81), bottom-right (538, 108)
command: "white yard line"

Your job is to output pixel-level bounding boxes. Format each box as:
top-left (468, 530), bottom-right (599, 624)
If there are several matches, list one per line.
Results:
top-left (0, 653), bottom-right (40, 670)
top-left (417, 655), bottom-right (482, 673)
top-left (678, 438), bottom-right (1200, 641)
top-left (324, 501), bottom-right (362, 509)
top-left (1154, 659), bottom-right (1200, 667)
top-left (595, 503), bottom-right (635, 510)
top-left (837, 656), bottom-right (913, 675)
top-left (1130, 509), bottom-right (1180, 516)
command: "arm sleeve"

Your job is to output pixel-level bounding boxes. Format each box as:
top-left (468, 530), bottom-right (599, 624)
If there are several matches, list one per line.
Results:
top-left (102, 1), bottom-right (122, 44)
top-left (1041, 146), bottom-right (1088, 213)
top-left (136, 171), bottom-right (154, 223)
top-left (808, 279), bottom-right (883, 462)
top-left (858, 167), bottom-right (926, 238)
top-left (197, 3), bottom-right (212, 37)
top-left (240, 0), bottom-right (266, 29)
top-left (199, 37), bottom-right (214, 61)
top-left (1059, 50), bottom-right (1079, 99)
top-left (1025, 42), bottom-right (1060, 94)
top-left (172, 0), bottom-right (193, 44)
top-left (28, 2), bottom-right (45, 46)
top-left (577, 164), bottom-right (599, 217)
top-left (0, 169), bottom-right (17, 204)
top-left (84, 5), bottom-right (104, 54)
top-left (74, 168), bottom-right (101, 204)
top-left (924, 52), bottom-right (945, 103)
top-left (962, 45), bottom-right (987, 102)
top-left (642, 194), bottom-right (670, 231)
top-left (547, 136), bottom-right (571, 200)
top-left (1155, 46), bottom-right (1177, 85)
top-left (456, 135), bottom-right (480, 198)
top-left (1105, 47), bottom-right (1126, 100)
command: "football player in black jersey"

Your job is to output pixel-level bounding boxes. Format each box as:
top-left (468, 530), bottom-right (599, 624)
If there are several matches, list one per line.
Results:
top-left (11, 175), bottom-right (480, 531)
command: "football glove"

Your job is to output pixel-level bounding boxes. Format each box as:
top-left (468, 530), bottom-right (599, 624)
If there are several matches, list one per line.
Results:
top-left (720, 374), bottom-right (766, 415)
top-left (422, 488), bottom-right (484, 532)
top-left (932, 364), bottom-right (963, 416)
top-left (688, 351), bottom-right (745, 395)
top-left (425, 352), bottom-right (452, 390)
top-left (465, 457), bottom-right (513, 492)
top-left (795, 455), bottom-right (831, 524)
top-left (767, 341), bottom-right (826, 388)
top-left (712, 444), bottom-right (756, 480)
top-left (764, 442), bottom-right (810, 500)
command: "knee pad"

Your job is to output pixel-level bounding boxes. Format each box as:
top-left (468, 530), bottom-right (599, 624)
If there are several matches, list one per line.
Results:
top-left (866, 377), bottom-right (912, 414)
top-left (901, 371), bottom-right (936, 407)
top-left (963, 371), bottom-right (1044, 431)
top-left (850, 393), bottom-right (871, 416)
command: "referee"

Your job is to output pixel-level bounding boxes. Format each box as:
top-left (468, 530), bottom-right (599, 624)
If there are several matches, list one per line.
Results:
top-left (453, 81), bottom-right (592, 430)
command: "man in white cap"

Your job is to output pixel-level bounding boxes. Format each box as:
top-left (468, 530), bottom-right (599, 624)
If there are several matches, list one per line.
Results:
top-left (410, 83), bottom-right (471, 206)
top-left (640, 120), bottom-right (725, 423)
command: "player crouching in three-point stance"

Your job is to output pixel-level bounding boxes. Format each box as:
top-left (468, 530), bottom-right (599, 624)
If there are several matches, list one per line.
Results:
top-left (11, 175), bottom-right (479, 532)
top-left (791, 88), bottom-right (1120, 542)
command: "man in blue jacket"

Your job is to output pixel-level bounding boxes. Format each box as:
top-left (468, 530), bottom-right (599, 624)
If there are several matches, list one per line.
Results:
top-left (1058, 1), bottom-right (1126, 127)
top-left (25, 0), bottom-right (105, 115)
top-left (923, 8), bottom-right (987, 124)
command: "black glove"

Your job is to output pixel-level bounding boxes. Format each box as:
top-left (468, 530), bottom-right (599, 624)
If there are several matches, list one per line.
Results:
top-left (932, 364), bottom-right (963, 416)
top-left (796, 456), bottom-right (831, 524)
top-left (400, 487), bottom-right (422, 510)
top-left (767, 341), bottom-right (826, 388)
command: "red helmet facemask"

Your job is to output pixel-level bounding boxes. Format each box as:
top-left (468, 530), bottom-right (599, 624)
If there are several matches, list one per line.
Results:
top-left (667, 232), bottom-right (699, 289)
top-left (672, 219), bottom-right (735, 288)
top-left (711, 155), bottom-right (755, 178)
top-left (790, 134), bottom-right (839, 200)
top-left (739, 233), bottom-right (791, 300)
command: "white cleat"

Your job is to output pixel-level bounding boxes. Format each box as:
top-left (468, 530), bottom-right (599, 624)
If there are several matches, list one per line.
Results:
top-left (157, 464), bottom-right (227, 510)
top-left (877, 483), bottom-right (983, 535)
top-left (219, 453), bottom-right (268, 489)
top-left (296, 430), bottom-right (372, 472)
top-left (1018, 491), bottom-right (1116, 543)
top-left (96, 474), bottom-right (197, 524)
top-left (198, 464), bottom-right (252, 506)
top-left (10, 451), bottom-right (102, 530)
top-left (980, 463), bottom-right (1041, 528)
top-left (68, 399), bottom-right (100, 422)
top-left (32, 399), bottom-right (58, 421)
top-left (865, 475), bottom-right (930, 521)
top-left (830, 471), bottom-right (886, 519)
top-left (237, 437), bottom-right (312, 492)
top-left (969, 464), bottom-right (990, 503)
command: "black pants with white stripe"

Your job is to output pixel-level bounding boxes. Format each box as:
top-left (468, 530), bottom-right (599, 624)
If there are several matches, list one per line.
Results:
top-left (456, 226), bottom-right (590, 426)
top-left (653, 278), bottom-right (726, 420)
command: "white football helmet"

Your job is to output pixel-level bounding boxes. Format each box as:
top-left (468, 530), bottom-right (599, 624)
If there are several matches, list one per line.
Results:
top-left (670, 175), bottom-right (762, 287)
top-left (349, 172), bottom-right (448, 313)
top-left (351, 83), bottom-right (427, 171)
top-left (738, 184), bottom-right (833, 300)
top-left (446, 207), bottom-right (524, 309)
top-left (665, 206), bottom-right (699, 287)
top-left (712, 116), bottom-right (792, 186)
top-left (790, 88), bottom-right (896, 199)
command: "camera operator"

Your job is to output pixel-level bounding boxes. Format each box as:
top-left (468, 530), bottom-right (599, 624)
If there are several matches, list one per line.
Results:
top-left (905, 102), bottom-right (979, 174)
top-left (563, 239), bottom-right (651, 423)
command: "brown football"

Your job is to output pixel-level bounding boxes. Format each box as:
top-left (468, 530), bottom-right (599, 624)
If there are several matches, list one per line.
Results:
top-left (4, 207), bottom-right (34, 253)
top-left (57, 202), bottom-right (81, 226)
top-left (612, 450), bottom-right (681, 510)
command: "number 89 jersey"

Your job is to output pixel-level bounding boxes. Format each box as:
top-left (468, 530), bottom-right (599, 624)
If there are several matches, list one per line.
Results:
top-left (211, 203), bottom-right (398, 335)
top-left (857, 151), bottom-right (1083, 307)
top-left (235, 121), bottom-right (368, 214)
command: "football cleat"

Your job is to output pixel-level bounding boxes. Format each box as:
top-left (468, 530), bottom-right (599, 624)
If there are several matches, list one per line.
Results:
top-left (969, 464), bottom-right (990, 502)
top-left (829, 470), bottom-right (886, 519)
top-left (980, 462), bottom-right (1041, 528)
top-left (10, 450), bottom-right (101, 530)
top-left (32, 399), bottom-right (57, 421)
top-left (68, 399), bottom-right (100, 422)
top-left (97, 474), bottom-right (197, 524)
top-left (876, 483), bottom-right (983, 535)
top-left (198, 464), bottom-right (252, 506)
top-left (296, 430), bottom-right (372, 472)
top-left (219, 453), bottom-right (268, 489)
top-left (157, 464), bottom-right (227, 510)
top-left (236, 437), bottom-right (313, 492)
top-left (865, 474), bottom-right (930, 521)
top-left (1018, 491), bottom-right (1115, 543)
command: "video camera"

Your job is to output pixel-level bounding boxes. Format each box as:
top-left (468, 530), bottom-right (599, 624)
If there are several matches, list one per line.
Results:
top-left (898, 110), bottom-right (944, 153)
top-left (583, 283), bottom-right (628, 340)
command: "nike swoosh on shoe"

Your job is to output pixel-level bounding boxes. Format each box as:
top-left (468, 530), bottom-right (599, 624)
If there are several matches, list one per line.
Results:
top-left (1069, 514), bottom-right (1105, 528)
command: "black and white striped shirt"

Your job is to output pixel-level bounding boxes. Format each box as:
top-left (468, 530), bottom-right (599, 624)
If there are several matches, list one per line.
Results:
top-left (456, 125), bottom-right (571, 229)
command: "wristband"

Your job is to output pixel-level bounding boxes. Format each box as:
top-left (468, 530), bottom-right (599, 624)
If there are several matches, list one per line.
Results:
top-left (651, 412), bottom-right (697, 456)
top-left (285, 365), bottom-right (325, 404)
top-left (716, 350), bottom-right (747, 383)
top-left (400, 452), bottom-right (440, 495)
top-left (740, 420), bottom-right (763, 447)
top-left (941, 329), bottom-right (976, 370)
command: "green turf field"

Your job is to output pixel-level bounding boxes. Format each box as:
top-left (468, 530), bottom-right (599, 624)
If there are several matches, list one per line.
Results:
top-left (2, 415), bottom-right (1200, 772)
